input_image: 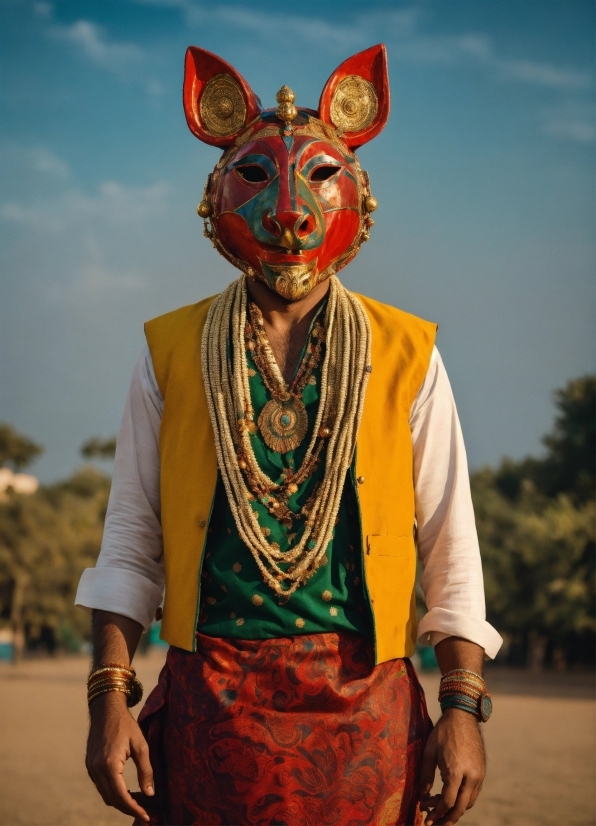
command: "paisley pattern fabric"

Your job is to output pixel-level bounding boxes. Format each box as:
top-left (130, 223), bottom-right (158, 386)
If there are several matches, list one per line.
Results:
top-left (134, 632), bottom-right (432, 826)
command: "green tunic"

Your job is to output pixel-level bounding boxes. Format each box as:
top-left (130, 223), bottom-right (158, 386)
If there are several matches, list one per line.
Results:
top-left (198, 305), bottom-right (372, 640)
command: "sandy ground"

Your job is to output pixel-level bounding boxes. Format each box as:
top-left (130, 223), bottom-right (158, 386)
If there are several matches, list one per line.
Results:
top-left (0, 650), bottom-right (593, 826)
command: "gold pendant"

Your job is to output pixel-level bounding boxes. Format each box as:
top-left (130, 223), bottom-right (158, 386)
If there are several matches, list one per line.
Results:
top-left (258, 397), bottom-right (308, 453)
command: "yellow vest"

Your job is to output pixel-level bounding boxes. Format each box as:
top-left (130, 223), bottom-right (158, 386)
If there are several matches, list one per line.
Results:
top-left (145, 290), bottom-right (436, 664)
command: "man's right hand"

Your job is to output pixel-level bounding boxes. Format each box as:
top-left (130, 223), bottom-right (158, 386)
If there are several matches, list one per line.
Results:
top-left (86, 691), bottom-right (154, 823)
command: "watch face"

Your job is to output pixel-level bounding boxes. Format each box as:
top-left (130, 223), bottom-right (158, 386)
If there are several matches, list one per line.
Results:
top-left (480, 693), bottom-right (493, 722)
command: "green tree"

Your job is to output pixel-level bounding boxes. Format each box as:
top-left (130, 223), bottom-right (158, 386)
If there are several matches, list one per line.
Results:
top-left (81, 437), bottom-right (117, 460)
top-left (0, 428), bottom-right (112, 662)
top-left (0, 423), bottom-right (42, 470)
top-left (492, 376), bottom-right (595, 506)
top-left (474, 376), bottom-right (596, 668)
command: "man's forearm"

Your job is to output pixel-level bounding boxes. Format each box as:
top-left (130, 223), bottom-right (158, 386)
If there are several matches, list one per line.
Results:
top-left (92, 610), bottom-right (144, 667)
top-left (86, 610), bottom-right (153, 822)
top-left (419, 636), bottom-right (487, 826)
top-left (434, 636), bottom-right (484, 677)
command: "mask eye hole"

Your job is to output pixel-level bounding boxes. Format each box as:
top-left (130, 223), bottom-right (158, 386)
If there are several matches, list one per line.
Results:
top-left (309, 165), bottom-right (340, 183)
top-left (235, 164), bottom-right (268, 183)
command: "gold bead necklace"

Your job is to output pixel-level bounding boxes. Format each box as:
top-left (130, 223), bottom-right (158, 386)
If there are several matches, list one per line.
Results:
top-left (201, 275), bottom-right (371, 599)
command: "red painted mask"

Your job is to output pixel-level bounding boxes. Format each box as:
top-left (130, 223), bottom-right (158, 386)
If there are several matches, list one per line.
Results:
top-left (184, 45), bottom-right (389, 301)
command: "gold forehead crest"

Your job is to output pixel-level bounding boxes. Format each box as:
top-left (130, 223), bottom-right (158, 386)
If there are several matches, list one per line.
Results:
top-left (276, 85), bottom-right (298, 128)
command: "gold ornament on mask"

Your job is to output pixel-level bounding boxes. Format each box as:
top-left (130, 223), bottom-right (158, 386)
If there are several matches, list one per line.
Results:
top-left (197, 200), bottom-right (212, 218)
top-left (276, 85), bottom-right (298, 130)
top-left (200, 74), bottom-right (247, 137)
top-left (329, 75), bottom-right (378, 133)
top-left (260, 260), bottom-right (318, 302)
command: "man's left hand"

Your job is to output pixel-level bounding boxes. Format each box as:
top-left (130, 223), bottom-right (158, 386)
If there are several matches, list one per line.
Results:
top-left (418, 708), bottom-right (485, 826)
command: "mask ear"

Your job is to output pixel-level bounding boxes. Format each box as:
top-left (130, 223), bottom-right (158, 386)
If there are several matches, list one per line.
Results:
top-left (183, 47), bottom-right (262, 147)
top-left (318, 44), bottom-right (389, 150)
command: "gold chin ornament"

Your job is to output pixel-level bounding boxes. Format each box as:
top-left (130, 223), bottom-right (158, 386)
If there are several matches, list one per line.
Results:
top-left (259, 260), bottom-right (318, 302)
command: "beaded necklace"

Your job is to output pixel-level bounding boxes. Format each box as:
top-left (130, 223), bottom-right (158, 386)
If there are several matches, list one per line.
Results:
top-left (201, 275), bottom-right (371, 599)
top-left (247, 301), bottom-right (325, 455)
top-left (239, 304), bottom-right (326, 528)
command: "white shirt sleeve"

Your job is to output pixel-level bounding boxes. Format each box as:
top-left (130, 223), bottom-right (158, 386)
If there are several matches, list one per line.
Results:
top-left (75, 343), bottom-right (503, 658)
top-left (412, 347), bottom-right (503, 659)
top-left (74, 346), bottom-right (165, 630)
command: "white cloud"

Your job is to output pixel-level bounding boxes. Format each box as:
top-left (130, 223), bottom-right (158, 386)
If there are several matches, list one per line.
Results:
top-left (29, 147), bottom-right (70, 178)
top-left (146, 78), bottom-right (165, 98)
top-left (2, 178), bottom-right (171, 303)
top-left (495, 58), bottom-right (591, 91)
top-left (48, 19), bottom-right (144, 74)
top-left (130, 1), bottom-right (592, 93)
top-left (1, 180), bottom-right (169, 233)
top-left (33, 1), bottom-right (53, 19)
top-left (0, 145), bottom-right (70, 179)
top-left (47, 260), bottom-right (146, 300)
top-left (213, 7), bottom-right (365, 49)
top-left (542, 102), bottom-right (595, 144)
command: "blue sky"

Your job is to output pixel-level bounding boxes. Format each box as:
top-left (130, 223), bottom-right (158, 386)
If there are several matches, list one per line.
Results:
top-left (1, 0), bottom-right (594, 481)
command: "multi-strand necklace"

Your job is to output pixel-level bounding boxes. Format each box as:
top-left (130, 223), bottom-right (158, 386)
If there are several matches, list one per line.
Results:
top-left (238, 303), bottom-right (326, 528)
top-left (247, 301), bottom-right (324, 455)
top-left (201, 275), bottom-right (371, 599)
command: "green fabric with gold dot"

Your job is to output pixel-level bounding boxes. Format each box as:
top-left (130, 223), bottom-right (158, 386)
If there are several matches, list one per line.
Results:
top-left (198, 303), bottom-right (373, 639)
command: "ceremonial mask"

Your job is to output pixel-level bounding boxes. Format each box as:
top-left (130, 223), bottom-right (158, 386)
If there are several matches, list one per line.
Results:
top-left (184, 45), bottom-right (389, 301)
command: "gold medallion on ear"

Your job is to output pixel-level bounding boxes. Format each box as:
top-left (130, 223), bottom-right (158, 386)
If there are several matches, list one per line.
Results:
top-left (329, 76), bottom-right (379, 134)
top-left (318, 44), bottom-right (389, 150)
top-left (200, 74), bottom-right (247, 138)
top-left (183, 47), bottom-right (262, 147)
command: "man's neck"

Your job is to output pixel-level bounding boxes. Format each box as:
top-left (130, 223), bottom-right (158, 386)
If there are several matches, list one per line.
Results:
top-left (245, 277), bottom-right (330, 384)
top-left (245, 277), bottom-right (330, 333)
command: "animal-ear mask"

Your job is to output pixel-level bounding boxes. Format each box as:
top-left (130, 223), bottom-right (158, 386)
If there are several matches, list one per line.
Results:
top-left (185, 45), bottom-right (388, 301)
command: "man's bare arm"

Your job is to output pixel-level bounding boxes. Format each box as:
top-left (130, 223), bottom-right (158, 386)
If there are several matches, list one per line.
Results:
top-left (85, 610), bottom-right (153, 823)
top-left (419, 636), bottom-right (486, 826)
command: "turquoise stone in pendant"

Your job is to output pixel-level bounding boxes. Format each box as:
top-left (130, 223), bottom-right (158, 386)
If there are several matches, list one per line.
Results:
top-left (280, 413), bottom-right (291, 427)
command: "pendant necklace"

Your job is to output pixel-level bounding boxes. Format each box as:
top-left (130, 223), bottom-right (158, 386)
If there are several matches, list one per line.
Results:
top-left (202, 276), bottom-right (372, 598)
top-left (246, 302), bottom-right (325, 454)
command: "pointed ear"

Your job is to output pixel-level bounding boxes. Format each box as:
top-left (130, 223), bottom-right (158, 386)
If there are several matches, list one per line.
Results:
top-left (183, 47), bottom-right (262, 147)
top-left (318, 44), bottom-right (389, 149)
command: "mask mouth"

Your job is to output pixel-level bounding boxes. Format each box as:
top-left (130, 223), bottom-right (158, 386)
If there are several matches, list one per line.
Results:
top-left (259, 259), bottom-right (318, 301)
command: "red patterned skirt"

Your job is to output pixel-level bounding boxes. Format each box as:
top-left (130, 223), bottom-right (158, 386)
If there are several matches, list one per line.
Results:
top-left (134, 632), bottom-right (432, 826)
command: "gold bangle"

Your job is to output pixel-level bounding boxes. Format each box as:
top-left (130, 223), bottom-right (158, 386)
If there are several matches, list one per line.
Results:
top-left (87, 679), bottom-right (131, 694)
top-left (439, 678), bottom-right (485, 693)
top-left (87, 674), bottom-right (135, 688)
top-left (95, 661), bottom-right (135, 672)
top-left (441, 668), bottom-right (484, 682)
top-left (88, 686), bottom-right (130, 705)
top-left (88, 674), bottom-right (131, 685)
top-left (88, 672), bottom-right (133, 685)
top-left (88, 665), bottom-right (135, 682)
top-left (88, 678), bottom-right (144, 709)
top-left (440, 685), bottom-right (484, 699)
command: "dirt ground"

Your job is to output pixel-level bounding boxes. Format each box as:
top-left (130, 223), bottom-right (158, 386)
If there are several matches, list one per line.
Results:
top-left (0, 650), bottom-right (593, 826)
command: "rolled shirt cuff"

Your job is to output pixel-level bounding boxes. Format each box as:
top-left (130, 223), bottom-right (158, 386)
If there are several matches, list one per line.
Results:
top-left (75, 566), bottom-right (164, 631)
top-left (417, 607), bottom-right (503, 660)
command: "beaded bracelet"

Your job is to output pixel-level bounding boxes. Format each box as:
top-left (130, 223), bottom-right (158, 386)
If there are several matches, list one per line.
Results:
top-left (438, 668), bottom-right (492, 722)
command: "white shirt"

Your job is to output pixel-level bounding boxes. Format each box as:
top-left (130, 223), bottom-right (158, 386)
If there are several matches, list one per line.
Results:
top-left (75, 344), bottom-right (503, 659)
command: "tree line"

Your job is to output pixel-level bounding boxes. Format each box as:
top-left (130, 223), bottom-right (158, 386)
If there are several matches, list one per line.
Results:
top-left (0, 376), bottom-right (593, 667)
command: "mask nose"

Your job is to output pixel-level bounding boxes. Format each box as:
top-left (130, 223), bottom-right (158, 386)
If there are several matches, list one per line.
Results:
top-left (263, 208), bottom-right (317, 249)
